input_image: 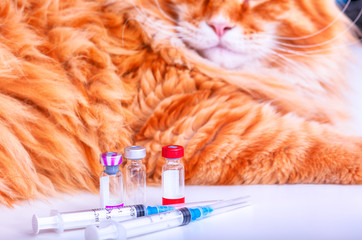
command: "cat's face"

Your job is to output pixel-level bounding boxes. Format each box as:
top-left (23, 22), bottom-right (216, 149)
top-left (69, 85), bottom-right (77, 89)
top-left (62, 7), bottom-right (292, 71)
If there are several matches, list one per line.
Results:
top-left (156, 0), bottom-right (342, 69)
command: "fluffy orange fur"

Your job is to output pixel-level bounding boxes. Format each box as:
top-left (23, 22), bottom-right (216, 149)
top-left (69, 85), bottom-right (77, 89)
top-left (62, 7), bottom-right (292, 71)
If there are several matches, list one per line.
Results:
top-left (0, 0), bottom-right (361, 206)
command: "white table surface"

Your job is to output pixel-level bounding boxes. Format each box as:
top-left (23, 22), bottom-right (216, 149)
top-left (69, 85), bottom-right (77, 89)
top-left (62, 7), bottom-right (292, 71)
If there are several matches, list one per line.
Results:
top-left (0, 185), bottom-right (361, 240)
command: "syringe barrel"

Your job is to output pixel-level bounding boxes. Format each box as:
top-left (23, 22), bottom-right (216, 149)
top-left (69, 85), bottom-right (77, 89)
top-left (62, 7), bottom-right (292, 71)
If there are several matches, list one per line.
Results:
top-left (60, 205), bottom-right (145, 230)
top-left (122, 208), bottom-right (190, 238)
top-left (86, 208), bottom-right (189, 240)
top-left (33, 205), bottom-right (145, 234)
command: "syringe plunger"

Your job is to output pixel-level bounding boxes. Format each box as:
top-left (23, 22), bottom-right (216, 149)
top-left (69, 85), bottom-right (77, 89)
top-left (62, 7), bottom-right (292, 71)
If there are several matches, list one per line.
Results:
top-left (32, 211), bottom-right (61, 234)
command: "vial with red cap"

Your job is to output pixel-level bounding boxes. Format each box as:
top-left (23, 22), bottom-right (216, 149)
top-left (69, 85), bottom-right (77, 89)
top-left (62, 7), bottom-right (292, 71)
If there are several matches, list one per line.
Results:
top-left (161, 145), bottom-right (185, 205)
top-left (99, 152), bottom-right (124, 208)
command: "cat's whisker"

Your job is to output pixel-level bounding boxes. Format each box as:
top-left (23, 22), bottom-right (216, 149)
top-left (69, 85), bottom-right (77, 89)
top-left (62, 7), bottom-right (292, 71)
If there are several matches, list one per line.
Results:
top-left (268, 50), bottom-right (299, 69)
top-left (121, 17), bottom-right (138, 47)
top-left (266, 49), bottom-right (310, 74)
top-left (129, 2), bottom-right (182, 35)
top-left (127, 0), bottom-right (180, 31)
top-left (267, 55), bottom-right (296, 72)
top-left (267, 57), bottom-right (306, 83)
top-left (274, 8), bottom-right (362, 48)
top-left (266, 53), bottom-right (321, 89)
top-left (175, 26), bottom-right (203, 42)
top-left (154, 0), bottom-right (178, 24)
top-left (268, 49), bottom-right (330, 92)
top-left (272, 46), bottom-right (341, 60)
top-left (270, 55), bottom-right (301, 72)
top-left (144, 18), bottom-right (180, 31)
top-left (231, 37), bottom-right (317, 57)
top-left (177, 23), bottom-right (200, 36)
top-left (269, 39), bottom-right (328, 55)
top-left (122, 16), bottom-right (178, 46)
top-left (176, 28), bottom-right (198, 38)
top-left (300, 38), bottom-right (362, 53)
top-left (177, 35), bottom-right (207, 47)
top-left (127, 0), bottom-right (150, 20)
top-left (272, 0), bottom-right (353, 40)
top-left (272, 46), bottom-right (319, 57)
top-left (233, 34), bottom-right (354, 57)
top-left (270, 38), bottom-right (362, 55)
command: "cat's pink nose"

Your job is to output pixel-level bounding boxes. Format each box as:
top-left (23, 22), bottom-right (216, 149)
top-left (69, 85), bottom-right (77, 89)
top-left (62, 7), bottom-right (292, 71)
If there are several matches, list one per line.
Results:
top-left (208, 22), bottom-right (233, 37)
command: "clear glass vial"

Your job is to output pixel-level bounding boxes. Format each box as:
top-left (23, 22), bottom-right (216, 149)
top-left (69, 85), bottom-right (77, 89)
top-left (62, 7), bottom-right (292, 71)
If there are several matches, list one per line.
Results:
top-left (124, 146), bottom-right (147, 205)
top-left (99, 152), bottom-right (124, 208)
top-left (161, 145), bottom-right (185, 205)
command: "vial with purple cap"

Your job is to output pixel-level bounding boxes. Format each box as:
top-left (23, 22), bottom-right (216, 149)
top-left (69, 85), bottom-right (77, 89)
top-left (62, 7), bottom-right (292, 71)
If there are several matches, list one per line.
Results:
top-left (99, 152), bottom-right (124, 208)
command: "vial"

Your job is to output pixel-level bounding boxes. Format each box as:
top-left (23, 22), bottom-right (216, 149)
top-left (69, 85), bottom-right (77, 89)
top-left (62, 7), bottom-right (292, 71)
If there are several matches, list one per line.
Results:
top-left (99, 152), bottom-right (124, 208)
top-left (124, 146), bottom-right (147, 205)
top-left (161, 145), bottom-right (185, 205)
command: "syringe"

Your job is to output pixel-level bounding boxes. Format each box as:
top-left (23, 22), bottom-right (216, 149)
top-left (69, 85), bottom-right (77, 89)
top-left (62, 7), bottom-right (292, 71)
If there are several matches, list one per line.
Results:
top-left (84, 196), bottom-right (249, 240)
top-left (32, 200), bottom-right (217, 234)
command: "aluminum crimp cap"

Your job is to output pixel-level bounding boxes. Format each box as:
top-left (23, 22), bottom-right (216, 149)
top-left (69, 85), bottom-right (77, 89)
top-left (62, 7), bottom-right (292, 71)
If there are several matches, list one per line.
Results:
top-left (124, 146), bottom-right (146, 160)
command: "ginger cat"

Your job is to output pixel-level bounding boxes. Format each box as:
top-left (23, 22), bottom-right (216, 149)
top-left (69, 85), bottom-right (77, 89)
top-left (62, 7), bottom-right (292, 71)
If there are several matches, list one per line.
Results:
top-left (0, 0), bottom-right (361, 206)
